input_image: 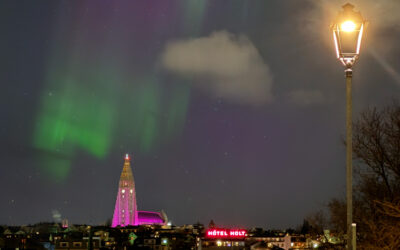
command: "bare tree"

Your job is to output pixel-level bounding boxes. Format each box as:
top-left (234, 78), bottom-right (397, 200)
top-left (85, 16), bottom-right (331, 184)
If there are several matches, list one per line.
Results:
top-left (327, 198), bottom-right (346, 233)
top-left (306, 209), bottom-right (328, 235)
top-left (327, 102), bottom-right (400, 249)
top-left (353, 102), bottom-right (400, 202)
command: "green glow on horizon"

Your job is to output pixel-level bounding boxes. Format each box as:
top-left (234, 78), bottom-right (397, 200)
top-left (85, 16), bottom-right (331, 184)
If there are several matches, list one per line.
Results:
top-left (131, 78), bottom-right (161, 153)
top-left (33, 4), bottom-right (194, 182)
top-left (37, 156), bottom-right (71, 183)
top-left (34, 71), bottom-right (191, 181)
top-left (34, 83), bottom-right (115, 157)
top-left (34, 69), bottom-right (117, 181)
top-left (120, 77), bottom-right (191, 153)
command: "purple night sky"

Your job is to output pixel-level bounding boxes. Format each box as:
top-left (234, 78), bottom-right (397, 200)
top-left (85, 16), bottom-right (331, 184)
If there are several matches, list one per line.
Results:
top-left (0, 0), bottom-right (399, 229)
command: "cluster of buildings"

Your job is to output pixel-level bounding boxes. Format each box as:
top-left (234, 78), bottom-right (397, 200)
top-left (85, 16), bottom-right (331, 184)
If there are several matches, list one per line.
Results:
top-left (0, 154), bottom-right (343, 249)
top-left (0, 223), bottom-right (342, 249)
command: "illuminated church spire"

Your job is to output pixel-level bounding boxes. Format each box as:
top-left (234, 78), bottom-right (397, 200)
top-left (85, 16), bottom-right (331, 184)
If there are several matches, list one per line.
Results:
top-left (111, 154), bottom-right (138, 227)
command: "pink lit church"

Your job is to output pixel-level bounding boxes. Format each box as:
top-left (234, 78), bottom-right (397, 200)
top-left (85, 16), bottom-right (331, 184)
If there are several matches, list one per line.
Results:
top-left (112, 154), bottom-right (166, 227)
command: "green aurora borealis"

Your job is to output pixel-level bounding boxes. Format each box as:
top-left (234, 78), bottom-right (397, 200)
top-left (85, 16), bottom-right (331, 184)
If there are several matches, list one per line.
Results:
top-left (34, 68), bottom-right (190, 182)
top-left (31, 0), bottom-right (205, 181)
top-left (4, 0), bottom-right (400, 228)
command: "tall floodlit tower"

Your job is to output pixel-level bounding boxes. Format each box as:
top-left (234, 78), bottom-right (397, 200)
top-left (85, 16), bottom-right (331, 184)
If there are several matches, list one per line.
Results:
top-left (111, 154), bottom-right (138, 227)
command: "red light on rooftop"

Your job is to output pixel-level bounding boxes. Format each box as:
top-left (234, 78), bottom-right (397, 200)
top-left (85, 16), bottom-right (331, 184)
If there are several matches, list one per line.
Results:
top-left (125, 154), bottom-right (130, 161)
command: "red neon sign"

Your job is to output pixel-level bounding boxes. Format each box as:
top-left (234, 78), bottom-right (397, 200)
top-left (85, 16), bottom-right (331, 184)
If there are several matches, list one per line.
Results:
top-left (206, 229), bottom-right (247, 238)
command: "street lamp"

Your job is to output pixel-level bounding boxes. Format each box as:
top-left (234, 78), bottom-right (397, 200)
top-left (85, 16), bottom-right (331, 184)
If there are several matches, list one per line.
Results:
top-left (331, 3), bottom-right (366, 250)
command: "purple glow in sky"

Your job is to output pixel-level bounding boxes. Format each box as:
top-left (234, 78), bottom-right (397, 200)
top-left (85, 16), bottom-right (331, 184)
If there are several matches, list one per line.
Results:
top-left (1, 0), bottom-right (400, 229)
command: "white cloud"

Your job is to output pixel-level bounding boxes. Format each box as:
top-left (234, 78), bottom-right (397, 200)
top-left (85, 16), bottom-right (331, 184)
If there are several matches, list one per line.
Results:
top-left (287, 90), bottom-right (324, 106)
top-left (161, 31), bottom-right (273, 105)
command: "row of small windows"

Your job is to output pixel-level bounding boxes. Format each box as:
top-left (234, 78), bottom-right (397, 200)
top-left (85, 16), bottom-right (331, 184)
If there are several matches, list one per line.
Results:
top-left (121, 189), bottom-right (133, 194)
top-left (59, 242), bottom-right (97, 247)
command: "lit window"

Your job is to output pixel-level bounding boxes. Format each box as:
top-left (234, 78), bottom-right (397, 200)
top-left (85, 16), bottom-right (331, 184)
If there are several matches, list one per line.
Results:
top-left (73, 242), bottom-right (82, 247)
top-left (130, 189), bottom-right (133, 193)
top-left (60, 242), bottom-right (69, 247)
top-left (122, 189), bottom-right (125, 193)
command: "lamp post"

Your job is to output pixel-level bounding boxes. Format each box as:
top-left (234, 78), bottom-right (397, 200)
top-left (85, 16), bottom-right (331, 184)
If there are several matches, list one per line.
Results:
top-left (331, 3), bottom-right (366, 250)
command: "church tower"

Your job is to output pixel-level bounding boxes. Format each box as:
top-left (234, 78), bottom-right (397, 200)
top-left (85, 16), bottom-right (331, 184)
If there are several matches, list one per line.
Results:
top-left (111, 154), bottom-right (138, 227)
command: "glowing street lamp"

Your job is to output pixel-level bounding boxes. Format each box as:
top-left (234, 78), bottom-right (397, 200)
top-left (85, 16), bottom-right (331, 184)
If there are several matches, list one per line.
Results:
top-left (331, 3), bottom-right (366, 250)
top-left (332, 3), bottom-right (366, 67)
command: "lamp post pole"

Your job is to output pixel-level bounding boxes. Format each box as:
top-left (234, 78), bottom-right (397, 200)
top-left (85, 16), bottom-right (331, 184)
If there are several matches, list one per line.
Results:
top-left (345, 67), bottom-right (353, 250)
top-left (331, 4), bottom-right (366, 248)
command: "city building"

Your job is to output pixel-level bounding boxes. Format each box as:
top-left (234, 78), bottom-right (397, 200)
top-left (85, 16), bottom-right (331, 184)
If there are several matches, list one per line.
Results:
top-left (202, 228), bottom-right (248, 249)
top-left (55, 237), bottom-right (101, 250)
top-left (111, 154), bottom-right (166, 227)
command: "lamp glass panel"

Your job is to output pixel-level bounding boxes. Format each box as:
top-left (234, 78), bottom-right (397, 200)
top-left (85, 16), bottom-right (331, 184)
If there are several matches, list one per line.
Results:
top-left (337, 30), bottom-right (360, 55)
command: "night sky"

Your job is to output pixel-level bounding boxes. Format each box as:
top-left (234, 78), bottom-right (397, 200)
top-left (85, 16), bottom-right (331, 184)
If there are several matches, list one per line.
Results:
top-left (1, 0), bottom-right (399, 229)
